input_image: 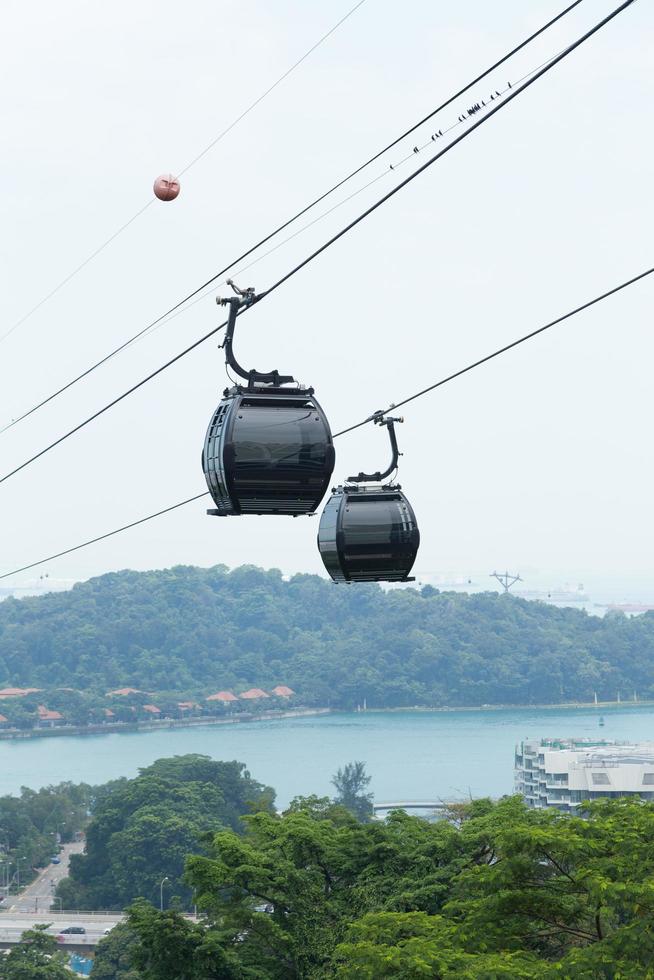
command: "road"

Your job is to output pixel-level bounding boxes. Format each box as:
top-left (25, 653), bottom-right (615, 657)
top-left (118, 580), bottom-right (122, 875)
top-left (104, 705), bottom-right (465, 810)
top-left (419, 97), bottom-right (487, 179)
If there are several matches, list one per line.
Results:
top-left (0, 910), bottom-right (199, 949)
top-left (7, 841), bottom-right (84, 913)
top-left (0, 911), bottom-right (122, 949)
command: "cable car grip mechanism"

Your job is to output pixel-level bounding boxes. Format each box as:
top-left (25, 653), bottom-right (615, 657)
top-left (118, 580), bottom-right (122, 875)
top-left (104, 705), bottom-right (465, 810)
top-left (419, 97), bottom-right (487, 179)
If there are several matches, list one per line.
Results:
top-left (216, 279), bottom-right (295, 388)
top-left (348, 412), bottom-right (404, 483)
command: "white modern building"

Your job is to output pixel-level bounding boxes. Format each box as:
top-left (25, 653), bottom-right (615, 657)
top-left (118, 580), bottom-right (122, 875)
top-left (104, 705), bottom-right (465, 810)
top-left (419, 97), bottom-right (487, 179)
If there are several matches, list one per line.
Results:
top-left (515, 738), bottom-right (654, 811)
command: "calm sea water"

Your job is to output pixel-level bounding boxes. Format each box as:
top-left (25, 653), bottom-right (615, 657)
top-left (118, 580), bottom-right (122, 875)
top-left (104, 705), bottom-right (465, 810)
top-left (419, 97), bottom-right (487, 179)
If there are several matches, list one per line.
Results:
top-left (1, 706), bottom-right (654, 807)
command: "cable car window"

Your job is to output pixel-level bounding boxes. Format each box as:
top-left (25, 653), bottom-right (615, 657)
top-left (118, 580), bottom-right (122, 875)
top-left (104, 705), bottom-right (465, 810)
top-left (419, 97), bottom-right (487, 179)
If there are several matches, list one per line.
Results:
top-left (342, 499), bottom-right (405, 545)
top-left (232, 406), bottom-right (330, 470)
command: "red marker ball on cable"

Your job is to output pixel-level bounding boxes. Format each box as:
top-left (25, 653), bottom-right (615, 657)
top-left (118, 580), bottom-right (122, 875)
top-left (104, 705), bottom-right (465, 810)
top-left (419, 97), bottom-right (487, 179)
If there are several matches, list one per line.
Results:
top-left (153, 174), bottom-right (180, 201)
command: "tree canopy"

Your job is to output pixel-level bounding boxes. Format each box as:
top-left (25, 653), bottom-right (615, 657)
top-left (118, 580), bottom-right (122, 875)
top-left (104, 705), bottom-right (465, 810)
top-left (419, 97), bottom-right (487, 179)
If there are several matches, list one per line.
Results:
top-left (0, 926), bottom-right (71, 980)
top-left (2, 564), bottom-right (654, 709)
top-left (331, 761), bottom-right (374, 822)
top-left (80, 794), bottom-right (654, 977)
top-left (57, 755), bottom-right (274, 912)
top-left (119, 796), bottom-right (654, 978)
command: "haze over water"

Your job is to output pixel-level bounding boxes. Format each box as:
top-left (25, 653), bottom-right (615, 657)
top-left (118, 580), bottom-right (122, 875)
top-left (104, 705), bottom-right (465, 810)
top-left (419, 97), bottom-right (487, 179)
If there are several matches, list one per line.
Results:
top-left (3, 705), bottom-right (654, 807)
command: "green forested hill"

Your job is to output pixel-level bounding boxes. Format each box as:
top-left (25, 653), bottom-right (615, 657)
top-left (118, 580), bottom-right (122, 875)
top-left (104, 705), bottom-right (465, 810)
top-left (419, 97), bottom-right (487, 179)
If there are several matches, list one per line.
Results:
top-left (1, 564), bottom-right (654, 707)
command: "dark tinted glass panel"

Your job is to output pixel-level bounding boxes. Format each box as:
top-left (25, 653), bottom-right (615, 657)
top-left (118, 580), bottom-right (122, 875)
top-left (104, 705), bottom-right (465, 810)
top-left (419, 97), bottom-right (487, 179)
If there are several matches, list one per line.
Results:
top-left (341, 497), bottom-right (418, 581)
top-left (227, 403), bottom-right (333, 514)
top-left (232, 406), bottom-right (329, 471)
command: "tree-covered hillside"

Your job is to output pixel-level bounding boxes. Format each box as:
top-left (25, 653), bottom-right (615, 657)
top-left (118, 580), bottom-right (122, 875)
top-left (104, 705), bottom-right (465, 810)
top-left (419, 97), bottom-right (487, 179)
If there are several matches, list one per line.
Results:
top-left (1, 564), bottom-right (654, 707)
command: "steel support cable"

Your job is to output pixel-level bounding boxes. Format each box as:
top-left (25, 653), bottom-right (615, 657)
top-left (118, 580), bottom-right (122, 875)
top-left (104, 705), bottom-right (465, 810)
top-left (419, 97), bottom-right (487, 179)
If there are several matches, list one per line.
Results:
top-left (147, 51), bottom-right (564, 329)
top-left (2, 261), bottom-right (652, 582)
top-left (257, 0), bottom-right (637, 304)
top-left (0, 494), bottom-right (210, 580)
top-left (1, 0), bottom-right (586, 437)
top-left (333, 265), bottom-right (654, 437)
top-left (0, 0), bottom-right (368, 349)
top-left (0, 0), bottom-right (633, 493)
top-left (0, 41), bottom-right (557, 448)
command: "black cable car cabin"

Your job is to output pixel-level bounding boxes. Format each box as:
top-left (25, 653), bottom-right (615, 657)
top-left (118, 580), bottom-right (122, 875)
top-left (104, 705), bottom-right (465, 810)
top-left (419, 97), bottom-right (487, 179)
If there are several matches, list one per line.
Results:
top-left (317, 415), bottom-right (420, 583)
top-left (202, 283), bottom-right (334, 516)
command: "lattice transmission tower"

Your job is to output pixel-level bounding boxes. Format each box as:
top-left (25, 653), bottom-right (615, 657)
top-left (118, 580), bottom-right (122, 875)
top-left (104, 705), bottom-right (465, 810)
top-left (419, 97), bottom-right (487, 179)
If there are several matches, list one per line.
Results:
top-left (490, 570), bottom-right (522, 593)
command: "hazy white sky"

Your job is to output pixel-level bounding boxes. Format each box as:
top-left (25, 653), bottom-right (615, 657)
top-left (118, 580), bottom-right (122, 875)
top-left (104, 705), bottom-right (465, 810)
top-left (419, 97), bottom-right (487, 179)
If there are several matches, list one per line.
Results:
top-left (1, 0), bottom-right (652, 595)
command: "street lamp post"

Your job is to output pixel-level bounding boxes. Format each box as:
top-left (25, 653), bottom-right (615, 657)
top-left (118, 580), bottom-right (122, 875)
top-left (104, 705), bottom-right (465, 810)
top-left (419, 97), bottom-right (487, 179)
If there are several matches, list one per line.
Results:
top-left (160, 876), bottom-right (170, 912)
top-left (15, 856), bottom-right (28, 891)
top-left (0, 829), bottom-right (10, 895)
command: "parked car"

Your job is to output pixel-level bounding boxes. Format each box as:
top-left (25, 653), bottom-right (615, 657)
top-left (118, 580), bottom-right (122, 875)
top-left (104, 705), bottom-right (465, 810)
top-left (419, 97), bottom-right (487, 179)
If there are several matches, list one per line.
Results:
top-left (51, 856), bottom-right (61, 864)
top-left (57, 926), bottom-right (86, 942)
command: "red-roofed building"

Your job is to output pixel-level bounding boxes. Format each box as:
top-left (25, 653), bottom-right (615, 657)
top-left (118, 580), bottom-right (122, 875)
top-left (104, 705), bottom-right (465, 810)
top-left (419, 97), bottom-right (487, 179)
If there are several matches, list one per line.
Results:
top-left (142, 704), bottom-right (161, 715)
top-left (103, 708), bottom-right (115, 719)
top-left (0, 713), bottom-right (9, 728)
top-left (206, 691), bottom-right (238, 703)
top-left (239, 688), bottom-right (269, 700)
top-left (178, 701), bottom-right (200, 711)
top-left (37, 705), bottom-right (64, 727)
top-left (0, 687), bottom-right (41, 698)
top-left (272, 686), bottom-right (295, 697)
top-left (107, 687), bottom-right (141, 697)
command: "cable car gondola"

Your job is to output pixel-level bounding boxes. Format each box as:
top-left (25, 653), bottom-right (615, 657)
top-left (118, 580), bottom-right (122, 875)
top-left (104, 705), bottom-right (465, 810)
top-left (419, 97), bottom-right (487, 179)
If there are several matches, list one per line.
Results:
top-left (317, 414), bottom-right (420, 582)
top-left (202, 282), bottom-right (334, 516)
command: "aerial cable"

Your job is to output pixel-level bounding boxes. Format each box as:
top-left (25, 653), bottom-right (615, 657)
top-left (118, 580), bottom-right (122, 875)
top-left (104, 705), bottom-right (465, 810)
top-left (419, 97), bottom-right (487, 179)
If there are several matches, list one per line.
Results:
top-left (204, 50), bottom-right (551, 296)
top-left (1, 0), bottom-right (586, 437)
top-left (0, 46), bottom-right (557, 441)
top-left (257, 0), bottom-right (637, 303)
top-left (0, 0), bottom-right (368, 350)
top-left (333, 264), bottom-right (654, 437)
top-left (2, 260), bottom-right (652, 581)
top-left (0, 493), bottom-right (210, 581)
top-left (0, 0), bottom-right (636, 490)
top-left (172, 48), bottom-right (564, 309)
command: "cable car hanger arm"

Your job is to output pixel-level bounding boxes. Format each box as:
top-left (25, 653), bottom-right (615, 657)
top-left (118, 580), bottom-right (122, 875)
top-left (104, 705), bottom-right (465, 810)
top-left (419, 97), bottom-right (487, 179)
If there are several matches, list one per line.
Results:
top-left (348, 413), bottom-right (403, 482)
top-left (217, 280), bottom-right (295, 387)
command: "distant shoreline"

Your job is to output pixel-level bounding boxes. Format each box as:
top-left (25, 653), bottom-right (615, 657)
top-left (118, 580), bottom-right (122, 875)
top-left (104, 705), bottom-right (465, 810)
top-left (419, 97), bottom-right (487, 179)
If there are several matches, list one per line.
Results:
top-left (0, 707), bottom-right (332, 741)
top-left (373, 699), bottom-right (654, 714)
top-left (1, 699), bottom-right (652, 742)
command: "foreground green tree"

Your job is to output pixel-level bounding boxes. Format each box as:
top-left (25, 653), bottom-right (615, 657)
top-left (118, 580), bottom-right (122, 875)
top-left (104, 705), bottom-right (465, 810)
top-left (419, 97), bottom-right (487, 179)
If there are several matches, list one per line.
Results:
top-left (334, 912), bottom-right (543, 978)
top-left (125, 901), bottom-right (246, 980)
top-left (125, 796), bottom-right (654, 978)
top-left (185, 799), bottom-right (480, 978)
top-left (0, 925), bottom-right (71, 980)
top-left (58, 755), bottom-right (274, 910)
top-left (331, 761), bottom-right (374, 822)
top-left (90, 922), bottom-right (141, 979)
top-left (446, 796), bottom-right (654, 974)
